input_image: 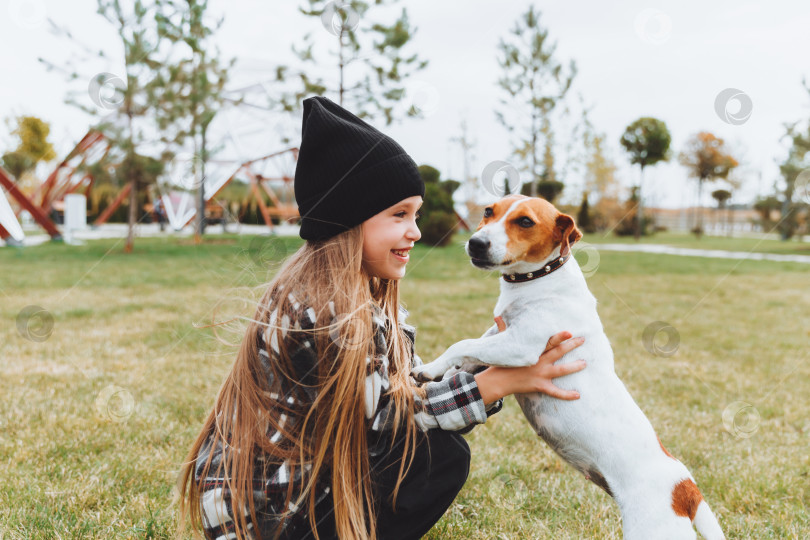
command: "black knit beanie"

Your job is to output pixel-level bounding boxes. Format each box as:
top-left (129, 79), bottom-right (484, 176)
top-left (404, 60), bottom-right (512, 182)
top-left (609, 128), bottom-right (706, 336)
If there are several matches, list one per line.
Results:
top-left (294, 96), bottom-right (425, 241)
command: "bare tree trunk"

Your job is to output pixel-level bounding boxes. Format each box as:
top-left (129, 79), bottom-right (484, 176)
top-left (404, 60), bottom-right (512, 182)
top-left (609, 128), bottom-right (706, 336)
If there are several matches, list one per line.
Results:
top-left (529, 75), bottom-right (537, 197)
top-left (338, 27), bottom-right (345, 106)
top-left (695, 177), bottom-right (705, 238)
top-left (530, 109), bottom-right (538, 197)
top-left (634, 165), bottom-right (644, 240)
top-left (125, 113), bottom-right (136, 253)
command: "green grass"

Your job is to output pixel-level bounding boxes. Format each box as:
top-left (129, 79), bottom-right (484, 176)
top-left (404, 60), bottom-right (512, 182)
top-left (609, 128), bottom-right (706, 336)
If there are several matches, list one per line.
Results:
top-left (1, 233), bottom-right (809, 538)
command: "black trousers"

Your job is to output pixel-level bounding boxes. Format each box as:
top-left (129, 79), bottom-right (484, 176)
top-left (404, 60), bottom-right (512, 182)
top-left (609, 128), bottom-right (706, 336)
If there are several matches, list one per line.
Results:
top-left (373, 429), bottom-right (471, 540)
top-left (275, 429), bottom-right (471, 540)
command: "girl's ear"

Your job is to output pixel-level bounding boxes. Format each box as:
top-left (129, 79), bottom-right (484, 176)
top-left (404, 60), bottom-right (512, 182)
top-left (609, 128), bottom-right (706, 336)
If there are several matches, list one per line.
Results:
top-left (554, 214), bottom-right (583, 257)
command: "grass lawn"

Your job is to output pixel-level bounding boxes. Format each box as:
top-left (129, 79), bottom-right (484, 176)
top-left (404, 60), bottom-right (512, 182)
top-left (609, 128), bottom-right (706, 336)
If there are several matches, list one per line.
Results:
top-left (1, 232), bottom-right (808, 538)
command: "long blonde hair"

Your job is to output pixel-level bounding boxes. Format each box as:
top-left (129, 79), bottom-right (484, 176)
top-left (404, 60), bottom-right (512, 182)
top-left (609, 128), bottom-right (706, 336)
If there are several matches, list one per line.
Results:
top-left (176, 224), bottom-right (422, 540)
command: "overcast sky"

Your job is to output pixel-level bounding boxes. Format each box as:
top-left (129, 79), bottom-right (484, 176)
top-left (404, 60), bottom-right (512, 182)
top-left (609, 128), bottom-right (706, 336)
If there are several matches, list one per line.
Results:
top-left (3, 0), bottom-right (810, 209)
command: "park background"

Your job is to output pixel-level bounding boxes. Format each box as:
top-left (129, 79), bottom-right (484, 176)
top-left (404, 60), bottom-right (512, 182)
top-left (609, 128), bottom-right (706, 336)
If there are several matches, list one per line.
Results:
top-left (1, 0), bottom-right (809, 538)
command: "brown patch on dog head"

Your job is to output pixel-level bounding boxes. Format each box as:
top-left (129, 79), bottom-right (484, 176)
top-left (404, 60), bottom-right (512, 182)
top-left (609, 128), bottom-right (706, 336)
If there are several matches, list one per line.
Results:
top-left (475, 194), bottom-right (528, 231)
top-left (657, 435), bottom-right (676, 460)
top-left (513, 198), bottom-right (561, 263)
top-left (490, 197), bottom-right (564, 265)
top-left (671, 478), bottom-right (703, 520)
top-left (553, 213), bottom-right (583, 257)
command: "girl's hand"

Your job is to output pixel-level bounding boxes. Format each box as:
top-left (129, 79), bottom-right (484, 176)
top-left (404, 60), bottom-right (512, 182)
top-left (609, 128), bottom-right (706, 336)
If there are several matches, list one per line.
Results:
top-left (474, 317), bottom-right (587, 404)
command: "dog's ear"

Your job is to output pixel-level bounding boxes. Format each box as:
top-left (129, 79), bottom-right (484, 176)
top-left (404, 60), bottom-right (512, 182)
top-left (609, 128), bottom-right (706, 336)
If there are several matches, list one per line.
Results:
top-left (554, 213), bottom-right (582, 257)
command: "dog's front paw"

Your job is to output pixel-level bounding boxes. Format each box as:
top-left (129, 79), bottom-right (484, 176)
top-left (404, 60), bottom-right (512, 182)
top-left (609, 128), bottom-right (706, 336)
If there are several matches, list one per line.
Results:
top-left (411, 361), bottom-right (449, 383)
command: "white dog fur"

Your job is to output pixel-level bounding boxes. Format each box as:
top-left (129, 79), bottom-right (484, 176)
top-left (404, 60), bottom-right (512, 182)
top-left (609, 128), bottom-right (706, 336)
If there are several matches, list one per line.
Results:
top-left (413, 195), bottom-right (725, 540)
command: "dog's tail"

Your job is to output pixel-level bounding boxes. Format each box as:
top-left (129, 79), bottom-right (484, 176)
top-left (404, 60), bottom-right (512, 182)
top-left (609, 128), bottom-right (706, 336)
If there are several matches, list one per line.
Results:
top-left (693, 499), bottom-right (725, 540)
top-left (671, 478), bottom-right (725, 540)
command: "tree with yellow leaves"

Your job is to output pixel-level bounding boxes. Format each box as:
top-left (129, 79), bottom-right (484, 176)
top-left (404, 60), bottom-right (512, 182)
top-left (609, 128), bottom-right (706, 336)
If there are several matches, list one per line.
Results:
top-left (1, 116), bottom-right (56, 183)
top-left (679, 132), bottom-right (738, 237)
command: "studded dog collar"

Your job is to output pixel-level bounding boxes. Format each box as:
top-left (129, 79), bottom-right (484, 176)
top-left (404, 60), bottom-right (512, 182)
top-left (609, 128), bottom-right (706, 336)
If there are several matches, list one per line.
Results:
top-left (502, 254), bottom-right (569, 283)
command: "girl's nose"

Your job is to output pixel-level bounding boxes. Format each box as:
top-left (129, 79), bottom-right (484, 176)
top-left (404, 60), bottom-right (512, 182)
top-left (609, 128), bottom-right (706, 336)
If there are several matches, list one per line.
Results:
top-left (407, 220), bottom-right (421, 242)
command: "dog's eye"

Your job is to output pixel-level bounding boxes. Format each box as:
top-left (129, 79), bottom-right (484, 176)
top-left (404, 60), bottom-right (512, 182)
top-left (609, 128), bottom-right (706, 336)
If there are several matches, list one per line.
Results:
top-left (483, 208), bottom-right (493, 218)
top-left (517, 217), bottom-right (534, 228)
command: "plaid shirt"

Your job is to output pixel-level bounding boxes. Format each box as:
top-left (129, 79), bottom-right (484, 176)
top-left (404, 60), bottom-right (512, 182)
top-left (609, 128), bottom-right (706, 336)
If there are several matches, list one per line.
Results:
top-left (195, 292), bottom-right (502, 539)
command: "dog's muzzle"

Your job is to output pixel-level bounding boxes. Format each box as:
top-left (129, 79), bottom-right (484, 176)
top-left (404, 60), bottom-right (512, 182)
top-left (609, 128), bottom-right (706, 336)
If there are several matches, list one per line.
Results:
top-left (467, 236), bottom-right (494, 268)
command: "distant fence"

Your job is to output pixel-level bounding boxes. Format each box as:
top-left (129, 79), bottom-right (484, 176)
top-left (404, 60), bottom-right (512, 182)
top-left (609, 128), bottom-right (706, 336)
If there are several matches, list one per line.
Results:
top-left (647, 207), bottom-right (763, 234)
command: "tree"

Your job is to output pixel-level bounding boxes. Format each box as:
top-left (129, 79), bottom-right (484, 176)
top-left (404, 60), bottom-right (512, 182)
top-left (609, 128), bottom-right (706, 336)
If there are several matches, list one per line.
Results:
top-left (42, 0), bottom-right (174, 253)
top-left (522, 179), bottom-right (564, 202)
top-left (753, 195), bottom-right (781, 232)
top-left (583, 133), bottom-right (620, 203)
top-left (776, 81), bottom-right (810, 240)
top-left (290, 0), bottom-right (427, 125)
top-left (614, 186), bottom-right (647, 237)
top-left (678, 132), bottom-right (738, 237)
top-left (711, 188), bottom-right (732, 236)
top-left (2, 116), bottom-right (57, 180)
top-left (577, 192), bottom-right (595, 233)
top-left (619, 117), bottom-right (671, 239)
top-left (495, 5), bottom-right (576, 198)
top-left (154, 0), bottom-right (232, 242)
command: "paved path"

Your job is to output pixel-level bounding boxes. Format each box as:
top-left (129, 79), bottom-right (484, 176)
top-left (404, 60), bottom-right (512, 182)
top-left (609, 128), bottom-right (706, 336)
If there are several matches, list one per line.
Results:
top-left (594, 243), bottom-right (810, 264)
top-left (1, 222), bottom-right (301, 247)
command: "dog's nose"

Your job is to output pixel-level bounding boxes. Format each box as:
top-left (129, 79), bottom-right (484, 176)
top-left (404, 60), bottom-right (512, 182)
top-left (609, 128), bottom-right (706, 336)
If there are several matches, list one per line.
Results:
top-left (468, 236), bottom-right (490, 254)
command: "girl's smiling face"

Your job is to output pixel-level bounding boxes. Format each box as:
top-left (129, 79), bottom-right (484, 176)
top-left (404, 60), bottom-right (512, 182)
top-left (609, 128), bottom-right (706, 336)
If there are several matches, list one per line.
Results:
top-left (361, 195), bottom-right (423, 280)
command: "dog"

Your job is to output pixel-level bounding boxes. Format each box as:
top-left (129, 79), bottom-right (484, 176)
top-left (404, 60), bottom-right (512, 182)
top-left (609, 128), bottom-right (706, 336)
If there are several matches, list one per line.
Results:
top-left (413, 195), bottom-right (725, 540)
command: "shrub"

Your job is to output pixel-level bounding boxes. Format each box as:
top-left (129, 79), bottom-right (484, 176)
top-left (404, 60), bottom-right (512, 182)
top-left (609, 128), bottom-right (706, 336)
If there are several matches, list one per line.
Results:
top-left (416, 164), bottom-right (460, 247)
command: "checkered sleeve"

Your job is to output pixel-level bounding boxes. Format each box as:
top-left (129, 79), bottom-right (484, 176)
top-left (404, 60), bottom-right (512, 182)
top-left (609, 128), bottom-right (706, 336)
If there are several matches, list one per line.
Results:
top-left (399, 305), bottom-right (502, 433)
top-left (420, 371), bottom-right (488, 430)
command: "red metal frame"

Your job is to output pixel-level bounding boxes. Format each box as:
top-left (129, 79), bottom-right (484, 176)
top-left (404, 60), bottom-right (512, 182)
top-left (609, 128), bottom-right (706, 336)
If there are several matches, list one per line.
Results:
top-left (33, 130), bottom-right (109, 214)
top-left (93, 182), bottom-right (132, 226)
top-left (0, 166), bottom-right (61, 240)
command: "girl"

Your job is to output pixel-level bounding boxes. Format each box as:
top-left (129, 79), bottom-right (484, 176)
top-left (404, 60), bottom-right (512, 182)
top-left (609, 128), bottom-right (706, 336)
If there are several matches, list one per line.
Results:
top-left (176, 96), bottom-right (586, 540)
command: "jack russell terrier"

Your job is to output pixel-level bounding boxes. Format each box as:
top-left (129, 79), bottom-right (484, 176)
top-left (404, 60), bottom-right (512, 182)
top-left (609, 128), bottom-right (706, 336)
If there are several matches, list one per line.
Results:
top-left (413, 195), bottom-right (725, 540)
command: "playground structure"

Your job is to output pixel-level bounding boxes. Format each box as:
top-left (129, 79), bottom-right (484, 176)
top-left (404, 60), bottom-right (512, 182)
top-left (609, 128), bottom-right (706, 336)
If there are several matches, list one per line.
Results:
top-left (0, 125), bottom-right (301, 244)
top-left (0, 129), bottom-right (110, 243)
top-left (153, 147), bottom-right (300, 232)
